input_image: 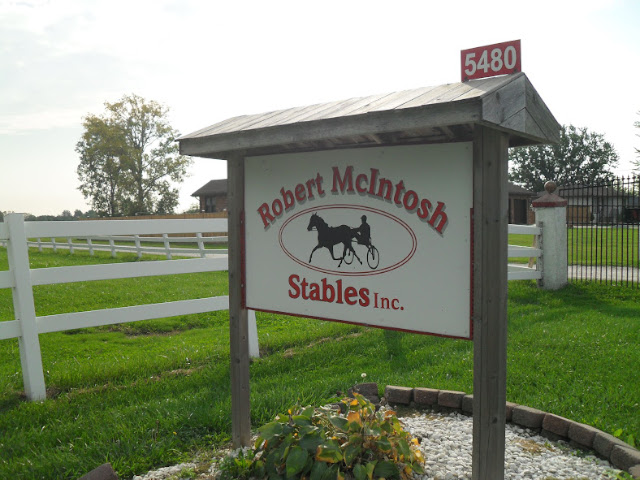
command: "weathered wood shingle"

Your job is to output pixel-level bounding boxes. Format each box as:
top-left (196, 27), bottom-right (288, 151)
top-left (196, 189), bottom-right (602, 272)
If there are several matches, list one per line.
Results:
top-left (179, 73), bottom-right (559, 159)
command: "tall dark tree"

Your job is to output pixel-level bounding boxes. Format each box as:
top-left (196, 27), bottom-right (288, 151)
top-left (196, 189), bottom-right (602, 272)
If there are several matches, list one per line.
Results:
top-left (76, 114), bottom-right (129, 216)
top-left (509, 125), bottom-right (619, 192)
top-left (77, 94), bottom-right (191, 216)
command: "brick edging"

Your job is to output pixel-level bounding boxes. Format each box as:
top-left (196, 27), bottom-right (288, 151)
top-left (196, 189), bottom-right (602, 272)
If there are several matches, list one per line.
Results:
top-left (382, 385), bottom-right (640, 478)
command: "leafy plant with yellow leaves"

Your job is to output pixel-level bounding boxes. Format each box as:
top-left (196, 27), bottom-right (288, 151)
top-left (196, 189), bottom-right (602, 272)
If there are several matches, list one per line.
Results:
top-left (219, 393), bottom-right (425, 480)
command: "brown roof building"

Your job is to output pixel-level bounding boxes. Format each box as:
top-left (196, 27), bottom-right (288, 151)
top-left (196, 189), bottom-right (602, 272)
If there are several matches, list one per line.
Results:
top-left (191, 179), bottom-right (228, 213)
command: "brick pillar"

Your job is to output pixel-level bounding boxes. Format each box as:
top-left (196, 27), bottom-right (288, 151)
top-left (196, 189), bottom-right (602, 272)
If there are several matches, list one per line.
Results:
top-left (532, 181), bottom-right (568, 290)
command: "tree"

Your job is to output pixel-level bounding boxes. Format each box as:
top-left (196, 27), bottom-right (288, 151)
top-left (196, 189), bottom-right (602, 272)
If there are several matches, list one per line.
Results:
top-left (77, 94), bottom-right (192, 216)
top-left (183, 202), bottom-right (202, 214)
top-left (509, 125), bottom-right (619, 192)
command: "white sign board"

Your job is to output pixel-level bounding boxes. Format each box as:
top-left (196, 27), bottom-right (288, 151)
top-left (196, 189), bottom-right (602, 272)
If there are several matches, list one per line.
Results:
top-left (244, 143), bottom-right (473, 338)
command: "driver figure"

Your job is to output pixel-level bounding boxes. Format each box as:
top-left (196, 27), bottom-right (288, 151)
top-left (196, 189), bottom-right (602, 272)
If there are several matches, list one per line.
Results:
top-left (354, 215), bottom-right (371, 246)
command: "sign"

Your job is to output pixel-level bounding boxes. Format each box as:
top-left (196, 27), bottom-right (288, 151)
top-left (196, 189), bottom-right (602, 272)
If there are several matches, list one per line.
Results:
top-left (244, 144), bottom-right (473, 339)
top-left (461, 40), bottom-right (521, 82)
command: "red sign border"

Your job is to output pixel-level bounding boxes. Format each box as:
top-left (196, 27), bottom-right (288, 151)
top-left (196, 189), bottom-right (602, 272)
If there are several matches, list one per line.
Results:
top-left (461, 39), bottom-right (521, 82)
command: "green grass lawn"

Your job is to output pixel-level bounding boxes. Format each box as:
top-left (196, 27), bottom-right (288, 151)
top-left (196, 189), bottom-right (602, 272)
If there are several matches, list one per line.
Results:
top-left (0, 248), bottom-right (638, 479)
top-left (567, 226), bottom-right (640, 267)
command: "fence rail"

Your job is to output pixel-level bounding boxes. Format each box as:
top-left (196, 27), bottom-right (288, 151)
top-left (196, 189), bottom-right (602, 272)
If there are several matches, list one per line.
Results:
top-left (507, 223), bottom-right (542, 281)
top-left (1, 216), bottom-right (547, 401)
top-left (24, 234), bottom-right (229, 259)
top-left (0, 215), bottom-right (250, 401)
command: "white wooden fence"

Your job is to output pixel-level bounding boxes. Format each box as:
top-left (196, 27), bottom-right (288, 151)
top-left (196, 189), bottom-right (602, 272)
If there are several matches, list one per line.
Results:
top-left (507, 223), bottom-right (543, 281)
top-left (0, 214), bottom-right (542, 402)
top-left (22, 234), bottom-right (228, 259)
top-left (0, 214), bottom-right (260, 402)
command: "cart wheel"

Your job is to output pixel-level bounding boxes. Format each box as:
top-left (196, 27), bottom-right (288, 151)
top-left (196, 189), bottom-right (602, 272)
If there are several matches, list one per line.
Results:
top-left (367, 245), bottom-right (380, 269)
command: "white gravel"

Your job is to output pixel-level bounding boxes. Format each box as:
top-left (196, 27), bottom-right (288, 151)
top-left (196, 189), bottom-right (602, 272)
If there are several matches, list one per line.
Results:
top-left (132, 411), bottom-right (624, 480)
top-left (402, 411), bottom-right (621, 480)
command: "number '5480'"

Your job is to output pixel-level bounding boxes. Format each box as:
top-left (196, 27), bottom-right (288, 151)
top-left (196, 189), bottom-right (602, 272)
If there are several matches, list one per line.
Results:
top-left (461, 40), bottom-right (521, 82)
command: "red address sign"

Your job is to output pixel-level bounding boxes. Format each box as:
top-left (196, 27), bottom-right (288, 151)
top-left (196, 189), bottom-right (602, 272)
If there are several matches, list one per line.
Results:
top-left (461, 40), bottom-right (521, 82)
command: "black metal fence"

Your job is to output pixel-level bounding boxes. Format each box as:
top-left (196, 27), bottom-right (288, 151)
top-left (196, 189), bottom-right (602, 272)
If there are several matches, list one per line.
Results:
top-left (562, 176), bottom-right (640, 287)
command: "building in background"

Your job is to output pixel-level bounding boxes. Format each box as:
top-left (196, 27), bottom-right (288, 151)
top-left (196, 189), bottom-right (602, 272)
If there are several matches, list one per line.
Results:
top-left (191, 179), bottom-right (228, 213)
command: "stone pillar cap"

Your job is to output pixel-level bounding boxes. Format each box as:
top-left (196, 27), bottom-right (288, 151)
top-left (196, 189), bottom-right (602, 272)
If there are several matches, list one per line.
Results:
top-left (532, 181), bottom-right (567, 208)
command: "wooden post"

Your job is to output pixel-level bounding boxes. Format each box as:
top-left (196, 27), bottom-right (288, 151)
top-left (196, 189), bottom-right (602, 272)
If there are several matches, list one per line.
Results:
top-left (134, 234), bottom-right (142, 259)
top-left (196, 232), bottom-right (205, 258)
top-left (472, 126), bottom-right (509, 480)
top-left (5, 214), bottom-right (47, 401)
top-left (162, 234), bottom-right (172, 260)
top-left (227, 156), bottom-right (251, 447)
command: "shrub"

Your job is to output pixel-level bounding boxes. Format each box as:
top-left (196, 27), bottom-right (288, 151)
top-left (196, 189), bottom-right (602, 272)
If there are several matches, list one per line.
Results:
top-left (218, 393), bottom-right (425, 480)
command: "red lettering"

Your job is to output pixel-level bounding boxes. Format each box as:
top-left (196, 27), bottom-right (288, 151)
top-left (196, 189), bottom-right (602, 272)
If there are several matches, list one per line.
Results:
top-left (344, 286), bottom-right (358, 305)
top-left (322, 278), bottom-right (335, 303)
top-left (304, 179), bottom-right (315, 200)
top-left (272, 198), bottom-right (283, 216)
top-left (309, 282), bottom-right (320, 300)
top-left (403, 190), bottom-right (419, 211)
top-left (315, 173), bottom-right (325, 196)
top-left (257, 203), bottom-right (274, 228)
top-left (359, 288), bottom-right (370, 307)
top-left (280, 188), bottom-right (294, 210)
top-left (289, 276), bottom-right (372, 308)
top-left (392, 299), bottom-right (401, 310)
top-left (393, 180), bottom-right (405, 205)
top-left (428, 201), bottom-right (449, 233)
top-left (288, 274), bottom-right (300, 298)
top-left (356, 174), bottom-right (368, 193)
top-left (295, 183), bottom-right (306, 202)
top-left (368, 168), bottom-right (378, 195)
top-left (417, 198), bottom-right (432, 220)
top-left (332, 166), bottom-right (354, 193)
top-left (376, 178), bottom-right (393, 201)
top-left (300, 277), bottom-right (309, 299)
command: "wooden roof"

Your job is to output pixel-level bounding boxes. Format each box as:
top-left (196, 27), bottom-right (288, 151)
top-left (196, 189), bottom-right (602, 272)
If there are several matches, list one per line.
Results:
top-left (191, 179), bottom-right (228, 197)
top-left (179, 73), bottom-right (559, 160)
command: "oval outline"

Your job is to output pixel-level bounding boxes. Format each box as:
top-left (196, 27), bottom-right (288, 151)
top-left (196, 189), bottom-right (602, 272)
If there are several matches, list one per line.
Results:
top-left (278, 204), bottom-right (417, 277)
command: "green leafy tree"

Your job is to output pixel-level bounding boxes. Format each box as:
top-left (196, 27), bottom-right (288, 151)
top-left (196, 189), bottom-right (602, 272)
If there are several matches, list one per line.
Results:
top-left (183, 202), bottom-right (202, 214)
top-left (77, 94), bottom-right (192, 216)
top-left (76, 114), bottom-right (127, 216)
top-left (509, 124), bottom-right (619, 192)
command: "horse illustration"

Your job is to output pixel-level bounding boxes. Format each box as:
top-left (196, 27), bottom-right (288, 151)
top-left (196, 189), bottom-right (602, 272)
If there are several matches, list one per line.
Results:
top-left (307, 213), bottom-right (362, 267)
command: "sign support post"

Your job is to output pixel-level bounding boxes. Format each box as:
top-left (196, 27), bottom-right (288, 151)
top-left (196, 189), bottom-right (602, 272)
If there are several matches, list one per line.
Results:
top-left (472, 126), bottom-right (509, 479)
top-left (227, 156), bottom-right (252, 448)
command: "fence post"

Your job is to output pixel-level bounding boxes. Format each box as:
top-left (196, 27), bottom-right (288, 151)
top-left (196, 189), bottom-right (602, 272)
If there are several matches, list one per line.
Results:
top-left (5, 214), bottom-right (47, 401)
top-left (196, 232), bottom-right (205, 258)
top-left (67, 237), bottom-right (74, 255)
top-left (532, 181), bottom-right (568, 290)
top-left (87, 237), bottom-right (94, 256)
top-left (162, 234), bottom-right (172, 260)
top-left (134, 234), bottom-right (142, 259)
top-left (108, 238), bottom-right (116, 258)
top-left (37, 238), bottom-right (43, 253)
top-left (51, 238), bottom-right (57, 253)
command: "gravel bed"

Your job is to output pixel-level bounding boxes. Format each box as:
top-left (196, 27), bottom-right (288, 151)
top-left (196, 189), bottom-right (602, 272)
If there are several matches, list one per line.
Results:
top-left (132, 411), bottom-right (624, 480)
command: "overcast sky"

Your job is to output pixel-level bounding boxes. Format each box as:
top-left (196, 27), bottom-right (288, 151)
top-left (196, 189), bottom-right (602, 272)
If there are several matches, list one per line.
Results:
top-left (1, 0), bottom-right (639, 216)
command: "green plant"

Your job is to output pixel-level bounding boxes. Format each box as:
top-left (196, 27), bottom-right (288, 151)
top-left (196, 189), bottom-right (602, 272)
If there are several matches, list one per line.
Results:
top-left (218, 449), bottom-right (254, 480)
top-left (229, 393), bottom-right (424, 480)
top-left (613, 428), bottom-right (637, 448)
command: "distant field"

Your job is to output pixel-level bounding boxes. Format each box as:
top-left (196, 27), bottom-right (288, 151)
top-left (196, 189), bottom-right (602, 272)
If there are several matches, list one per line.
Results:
top-left (0, 248), bottom-right (638, 479)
